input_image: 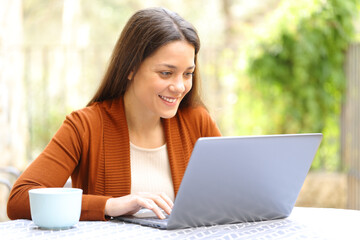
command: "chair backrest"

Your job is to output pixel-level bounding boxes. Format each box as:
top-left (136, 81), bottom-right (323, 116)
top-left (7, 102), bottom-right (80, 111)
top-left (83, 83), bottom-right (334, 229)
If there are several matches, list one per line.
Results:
top-left (0, 166), bottom-right (21, 191)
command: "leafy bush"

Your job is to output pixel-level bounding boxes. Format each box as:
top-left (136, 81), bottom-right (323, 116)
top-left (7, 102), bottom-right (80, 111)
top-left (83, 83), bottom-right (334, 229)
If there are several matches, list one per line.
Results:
top-left (245, 0), bottom-right (359, 170)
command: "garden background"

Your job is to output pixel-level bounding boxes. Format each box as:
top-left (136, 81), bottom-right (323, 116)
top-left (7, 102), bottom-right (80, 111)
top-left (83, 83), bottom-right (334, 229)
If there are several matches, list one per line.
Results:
top-left (1, 0), bottom-right (359, 221)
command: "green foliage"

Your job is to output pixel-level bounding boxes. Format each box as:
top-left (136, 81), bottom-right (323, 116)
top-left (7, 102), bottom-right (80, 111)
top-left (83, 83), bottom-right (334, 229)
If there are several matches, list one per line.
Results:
top-left (245, 0), bottom-right (359, 170)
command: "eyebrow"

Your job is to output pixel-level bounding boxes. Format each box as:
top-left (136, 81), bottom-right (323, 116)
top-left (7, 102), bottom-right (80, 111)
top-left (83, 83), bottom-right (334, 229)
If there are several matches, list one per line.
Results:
top-left (156, 64), bottom-right (195, 70)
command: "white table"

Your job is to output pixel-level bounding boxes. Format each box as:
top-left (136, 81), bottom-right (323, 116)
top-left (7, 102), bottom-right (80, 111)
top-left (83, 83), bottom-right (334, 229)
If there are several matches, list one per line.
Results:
top-left (1, 207), bottom-right (359, 239)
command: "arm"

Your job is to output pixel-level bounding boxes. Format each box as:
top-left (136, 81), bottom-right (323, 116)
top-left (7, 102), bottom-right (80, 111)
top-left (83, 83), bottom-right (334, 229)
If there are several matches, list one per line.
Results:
top-left (7, 109), bottom-right (110, 221)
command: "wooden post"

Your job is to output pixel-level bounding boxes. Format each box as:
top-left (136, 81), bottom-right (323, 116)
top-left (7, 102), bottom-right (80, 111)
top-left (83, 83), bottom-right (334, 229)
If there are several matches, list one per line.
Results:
top-left (342, 43), bottom-right (360, 210)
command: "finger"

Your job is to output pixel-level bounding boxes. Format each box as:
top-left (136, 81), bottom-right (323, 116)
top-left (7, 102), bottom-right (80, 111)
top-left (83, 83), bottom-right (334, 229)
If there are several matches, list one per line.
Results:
top-left (145, 193), bottom-right (172, 215)
top-left (135, 197), bottom-right (165, 219)
top-left (143, 199), bottom-right (166, 219)
top-left (157, 193), bottom-right (173, 215)
top-left (136, 197), bottom-right (154, 210)
top-left (159, 192), bottom-right (174, 209)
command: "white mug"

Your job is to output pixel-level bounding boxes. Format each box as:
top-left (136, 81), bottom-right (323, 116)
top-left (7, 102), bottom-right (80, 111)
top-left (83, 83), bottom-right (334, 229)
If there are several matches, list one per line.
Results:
top-left (29, 188), bottom-right (83, 229)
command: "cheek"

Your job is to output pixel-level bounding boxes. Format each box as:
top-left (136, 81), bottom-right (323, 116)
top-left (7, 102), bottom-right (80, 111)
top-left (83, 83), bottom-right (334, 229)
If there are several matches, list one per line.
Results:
top-left (134, 74), bottom-right (158, 94)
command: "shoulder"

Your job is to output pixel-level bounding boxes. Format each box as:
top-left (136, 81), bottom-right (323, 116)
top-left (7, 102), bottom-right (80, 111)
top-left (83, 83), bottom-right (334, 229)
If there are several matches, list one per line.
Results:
top-left (64, 102), bottom-right (104, 134)
top-left (66, 98), bottom-right (122, 123)
top-left (67, 102), bottom-right (102, 122)
top-left (66, 98), bottom-right (127, 134)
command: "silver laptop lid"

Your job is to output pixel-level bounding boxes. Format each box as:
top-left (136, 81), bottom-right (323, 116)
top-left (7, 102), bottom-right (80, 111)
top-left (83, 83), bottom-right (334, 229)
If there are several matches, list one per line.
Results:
top-left (167, 133), bottom-right (323, 229)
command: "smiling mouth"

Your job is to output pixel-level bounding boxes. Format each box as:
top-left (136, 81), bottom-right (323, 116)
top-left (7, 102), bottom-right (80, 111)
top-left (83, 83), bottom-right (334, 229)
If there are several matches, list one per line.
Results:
top-left (159, 95), bottom-right (177, 103)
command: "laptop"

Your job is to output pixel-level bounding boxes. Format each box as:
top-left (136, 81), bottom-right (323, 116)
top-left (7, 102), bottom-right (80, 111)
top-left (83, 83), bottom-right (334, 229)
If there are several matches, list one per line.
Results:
top-left (116, 133), bottom-right (323, 229)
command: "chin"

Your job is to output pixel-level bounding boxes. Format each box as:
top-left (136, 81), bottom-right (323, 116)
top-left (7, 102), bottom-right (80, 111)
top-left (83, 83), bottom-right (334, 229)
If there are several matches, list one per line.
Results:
top-left (160, 110), bottom-right (178, 119)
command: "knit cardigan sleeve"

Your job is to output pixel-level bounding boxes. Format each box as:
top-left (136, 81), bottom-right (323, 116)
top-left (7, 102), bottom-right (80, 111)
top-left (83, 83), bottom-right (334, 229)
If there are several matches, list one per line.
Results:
top-left (7, 104), bottom-right (111, 221)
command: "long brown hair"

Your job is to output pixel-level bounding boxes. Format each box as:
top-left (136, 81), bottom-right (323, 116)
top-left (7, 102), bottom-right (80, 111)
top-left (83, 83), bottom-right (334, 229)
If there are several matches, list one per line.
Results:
top-left (87, 7), bottom-right (204, 108)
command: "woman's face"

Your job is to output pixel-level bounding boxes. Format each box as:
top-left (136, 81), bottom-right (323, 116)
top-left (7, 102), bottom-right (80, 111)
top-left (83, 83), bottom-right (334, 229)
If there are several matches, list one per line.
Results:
top-left (126, 40), bottom-right (195, 119)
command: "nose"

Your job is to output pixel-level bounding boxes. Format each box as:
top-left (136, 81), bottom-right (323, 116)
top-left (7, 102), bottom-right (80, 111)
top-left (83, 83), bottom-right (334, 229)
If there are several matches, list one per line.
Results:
top-left (169, 75), bottom-right (185, 93)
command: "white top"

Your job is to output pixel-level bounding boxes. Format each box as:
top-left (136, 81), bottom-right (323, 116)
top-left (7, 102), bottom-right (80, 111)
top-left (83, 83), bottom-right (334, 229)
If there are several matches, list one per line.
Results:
top-left (130, 142), bottom-right (175, 201)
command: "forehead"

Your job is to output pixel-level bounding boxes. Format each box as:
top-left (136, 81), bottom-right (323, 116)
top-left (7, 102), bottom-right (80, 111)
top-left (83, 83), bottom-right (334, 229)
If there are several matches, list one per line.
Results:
top-left (145, 40), bottom-right (195, 66)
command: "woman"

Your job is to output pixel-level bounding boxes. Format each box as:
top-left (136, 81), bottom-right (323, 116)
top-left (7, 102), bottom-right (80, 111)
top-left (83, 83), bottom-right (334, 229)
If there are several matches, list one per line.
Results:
top-left (7, 7), bottom-right (221, 221)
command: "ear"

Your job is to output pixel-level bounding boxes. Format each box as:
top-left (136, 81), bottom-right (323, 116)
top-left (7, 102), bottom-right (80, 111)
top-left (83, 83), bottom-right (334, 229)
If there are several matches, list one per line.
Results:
top-left (128, 71), bottom-right (134, 81)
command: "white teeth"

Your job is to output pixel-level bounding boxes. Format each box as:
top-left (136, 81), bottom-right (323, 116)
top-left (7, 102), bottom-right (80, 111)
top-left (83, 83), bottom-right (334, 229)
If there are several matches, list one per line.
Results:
top-left (159, 95), bottom-right (176, 103)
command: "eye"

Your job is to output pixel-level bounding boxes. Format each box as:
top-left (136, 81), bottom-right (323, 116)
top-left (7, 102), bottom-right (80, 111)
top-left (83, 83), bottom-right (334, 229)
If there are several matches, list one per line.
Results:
top-left (160, 71), bottom-right (172, 77)
top-left (184, 72), bottom-right (194, 79)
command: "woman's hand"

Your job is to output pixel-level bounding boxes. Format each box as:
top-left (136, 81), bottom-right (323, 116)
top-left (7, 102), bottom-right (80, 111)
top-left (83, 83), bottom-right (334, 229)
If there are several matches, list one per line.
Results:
top-left (104, 192), bottom-right (174, 219)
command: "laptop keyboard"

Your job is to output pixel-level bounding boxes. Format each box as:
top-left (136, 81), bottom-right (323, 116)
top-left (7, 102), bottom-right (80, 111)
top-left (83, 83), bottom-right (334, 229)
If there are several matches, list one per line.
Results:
top-left (142, 216), bottom-right (169, 223)
top-left (132, 208), bottom-right (169, 219)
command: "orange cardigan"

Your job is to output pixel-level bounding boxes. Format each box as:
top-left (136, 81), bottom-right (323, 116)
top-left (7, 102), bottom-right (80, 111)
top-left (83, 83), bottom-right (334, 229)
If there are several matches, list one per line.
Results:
top-left (7, 97), bottom-right (221, 221)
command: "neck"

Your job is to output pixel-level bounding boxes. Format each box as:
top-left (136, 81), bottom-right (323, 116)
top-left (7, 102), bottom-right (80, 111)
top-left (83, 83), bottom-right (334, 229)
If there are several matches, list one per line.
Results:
top-left (123, 93), bottom-right (165, 148)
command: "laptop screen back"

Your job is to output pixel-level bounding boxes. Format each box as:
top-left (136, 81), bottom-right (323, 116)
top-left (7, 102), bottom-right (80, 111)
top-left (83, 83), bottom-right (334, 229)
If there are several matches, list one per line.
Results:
top-left (166, 134), bottom-right (322, 229)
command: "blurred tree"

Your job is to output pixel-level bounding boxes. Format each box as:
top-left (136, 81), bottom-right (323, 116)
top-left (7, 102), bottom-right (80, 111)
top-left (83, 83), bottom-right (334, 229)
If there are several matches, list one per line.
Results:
top-left (23, 0), bottom-right (63, 45)
top-left (0, 0), bottom-right (27, 169)
top-left (245, 0), bottom-right (359, 170)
